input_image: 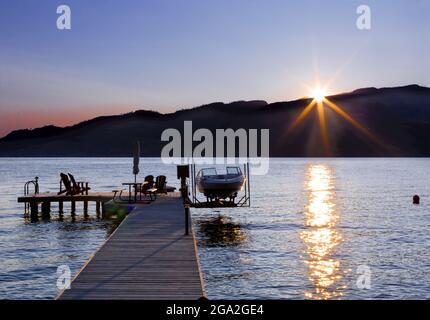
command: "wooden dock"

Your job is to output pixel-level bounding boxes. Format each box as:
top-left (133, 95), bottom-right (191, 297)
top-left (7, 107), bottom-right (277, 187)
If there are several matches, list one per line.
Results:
top-left (18, 192), bottom-right (117, 217)
top-left (59, 193), bottom-right (205, 300)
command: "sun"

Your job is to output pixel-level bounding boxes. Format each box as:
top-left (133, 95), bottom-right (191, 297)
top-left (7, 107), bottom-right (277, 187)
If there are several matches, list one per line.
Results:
top-left (312, 88), bottom-right (326, 103)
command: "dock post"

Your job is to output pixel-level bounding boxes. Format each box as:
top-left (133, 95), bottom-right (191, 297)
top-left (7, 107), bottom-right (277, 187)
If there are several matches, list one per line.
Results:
top-left (177, 165), bottom-right (191, 236)
top-left (181, 172), bottom-right (190, 236)
top-left (184, 204), bottom-right (190, 236)
top-left (96, 202), bottom-right (101, 218)
top-left (59, 201), bottom-right (64, 214)
top-left (30, 202), bottom-right (38, 219)
top-left (71, 201), bottom-right (76, 215)
top-left (83, 201), bottom-right (88, 217)
top-left (101, 202), bottom-right (106, 219)
top-left (41, 202), bottom-right (51, 217)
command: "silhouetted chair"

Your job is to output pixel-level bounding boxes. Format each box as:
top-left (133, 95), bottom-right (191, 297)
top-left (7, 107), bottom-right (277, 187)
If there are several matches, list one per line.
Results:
top-left (140, 175), bottom-right (154, 193)
top-left (155, 175), bottom-right (167, 194)
top-left (137, 175), bottom-right (157, 201)
top-left (68, 173), bottom-right (91, 195)
top-left (58, 173), bottom-right (74, 195)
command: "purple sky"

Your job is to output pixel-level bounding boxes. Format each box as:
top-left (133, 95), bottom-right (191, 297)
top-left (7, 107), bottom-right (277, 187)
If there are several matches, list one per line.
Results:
top-left (0, 0), bottom-right (429, 136)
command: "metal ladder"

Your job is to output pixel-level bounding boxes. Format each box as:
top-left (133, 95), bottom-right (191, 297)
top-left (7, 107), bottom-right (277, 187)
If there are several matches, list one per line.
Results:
top-left (24, 177), bottom-right (39, 214)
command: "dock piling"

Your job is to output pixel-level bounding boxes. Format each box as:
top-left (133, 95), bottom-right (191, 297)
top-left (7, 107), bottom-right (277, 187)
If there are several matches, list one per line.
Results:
top-left (41, 202), bottom-right (51, 217)
top-left (96, 201), bottom-right (101, 216)
top-left (101, 202), bottom-right (106, 218)
top-left (83, 201), bottom-right (88, 217)
top-left (30, 202), bottom-right (38, 218)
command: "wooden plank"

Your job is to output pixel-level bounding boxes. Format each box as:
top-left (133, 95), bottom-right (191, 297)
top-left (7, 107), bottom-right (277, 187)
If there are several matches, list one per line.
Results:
top-left (59, 193), bottom-right (205, 300)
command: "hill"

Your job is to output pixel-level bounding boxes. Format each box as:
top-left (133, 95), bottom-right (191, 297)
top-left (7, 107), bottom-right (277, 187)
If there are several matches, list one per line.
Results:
top-left (1, 85), bottom-right (430, 157)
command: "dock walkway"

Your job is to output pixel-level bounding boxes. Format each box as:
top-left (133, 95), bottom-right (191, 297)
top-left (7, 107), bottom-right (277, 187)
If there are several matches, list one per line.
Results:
top-left (59, 193), bottom-right (205, 300)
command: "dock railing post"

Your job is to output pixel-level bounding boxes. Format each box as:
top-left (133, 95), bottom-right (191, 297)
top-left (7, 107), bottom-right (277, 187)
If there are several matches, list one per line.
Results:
top-left (180, 177), bottom-right (190, 236)
top-left (184, 203), bottom-right (190, 236)
top-left (177, 164), bottom-right (191, 235)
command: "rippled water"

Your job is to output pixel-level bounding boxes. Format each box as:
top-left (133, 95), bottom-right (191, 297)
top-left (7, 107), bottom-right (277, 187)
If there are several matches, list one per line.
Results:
top-left (1, 158), bottom-right (430, 299)
top-left (193, 158), bottom-right (430, 299)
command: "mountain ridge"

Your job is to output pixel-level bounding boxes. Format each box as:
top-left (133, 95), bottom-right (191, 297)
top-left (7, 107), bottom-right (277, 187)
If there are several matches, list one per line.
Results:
top-left (1, 84), bottom-right (429, 157)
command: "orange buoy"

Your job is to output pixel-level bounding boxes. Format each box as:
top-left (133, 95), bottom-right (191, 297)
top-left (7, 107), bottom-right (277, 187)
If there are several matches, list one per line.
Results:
top-left (413, 195), bottom-right (420, 204)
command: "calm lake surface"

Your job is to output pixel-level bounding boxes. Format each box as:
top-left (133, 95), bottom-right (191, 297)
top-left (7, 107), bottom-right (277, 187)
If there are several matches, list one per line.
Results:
top-left (0, 158), bottom-right (430, 299)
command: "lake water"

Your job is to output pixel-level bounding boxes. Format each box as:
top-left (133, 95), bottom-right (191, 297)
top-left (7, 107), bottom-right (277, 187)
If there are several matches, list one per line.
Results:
top-left (0, 158), bottom-right (429, 299)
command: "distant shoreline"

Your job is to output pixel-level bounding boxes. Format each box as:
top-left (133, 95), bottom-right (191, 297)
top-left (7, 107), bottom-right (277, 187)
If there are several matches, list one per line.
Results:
top-left (1, 85), bottom-right (430, 157)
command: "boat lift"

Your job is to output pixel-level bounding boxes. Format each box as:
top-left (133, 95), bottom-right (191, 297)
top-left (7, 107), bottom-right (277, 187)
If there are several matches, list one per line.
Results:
top-left (177, 162), bottom-right (251, 235)
top-left (177, 162), bottom-right (251, 209)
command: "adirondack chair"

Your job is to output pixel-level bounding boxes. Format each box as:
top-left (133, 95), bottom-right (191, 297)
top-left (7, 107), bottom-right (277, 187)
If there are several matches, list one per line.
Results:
top-left (136, 175), bottom-right (157, 201)
top-left (140, 175), bottom-right (154, 193)
top-left (68, 173), bottom-right (91, 195)
top-left (154, 175), bottom-right (167, 194)
top-left (58, 173), bottom-right (74, 195)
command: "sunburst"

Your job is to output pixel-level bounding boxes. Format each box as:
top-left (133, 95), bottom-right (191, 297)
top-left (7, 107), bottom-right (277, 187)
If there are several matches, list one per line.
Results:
top-left (285, 81), bottom-right (385, 155)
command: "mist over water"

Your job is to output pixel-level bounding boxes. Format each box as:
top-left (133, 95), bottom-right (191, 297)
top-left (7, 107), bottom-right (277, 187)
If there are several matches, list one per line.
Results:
top-left (1, 158), bottom-right (430, 299)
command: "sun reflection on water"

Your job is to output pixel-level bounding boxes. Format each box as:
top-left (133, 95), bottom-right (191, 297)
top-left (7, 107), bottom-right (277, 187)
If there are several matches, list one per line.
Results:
top-left (301, 164), bottom-right (344, 299)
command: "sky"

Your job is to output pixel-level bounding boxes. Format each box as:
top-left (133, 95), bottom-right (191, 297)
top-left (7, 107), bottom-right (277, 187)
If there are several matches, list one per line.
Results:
top-left (0, 0), bottom-right (429, 137)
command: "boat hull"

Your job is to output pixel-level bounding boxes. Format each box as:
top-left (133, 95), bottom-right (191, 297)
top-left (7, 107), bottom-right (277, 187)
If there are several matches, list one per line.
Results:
top-left (197, 175), bottom-right (245, 199)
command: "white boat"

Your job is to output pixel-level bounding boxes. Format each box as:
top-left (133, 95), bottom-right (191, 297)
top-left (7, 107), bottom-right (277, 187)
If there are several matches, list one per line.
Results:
top-left (196, 166), bottom-right (246, 201)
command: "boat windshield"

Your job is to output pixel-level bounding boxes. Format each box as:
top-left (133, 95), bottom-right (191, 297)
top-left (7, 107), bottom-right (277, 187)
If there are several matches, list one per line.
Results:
top-left (226, 167), bottom-right (241, 175)
top-left (201, 168), bottom-right (218, 176)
